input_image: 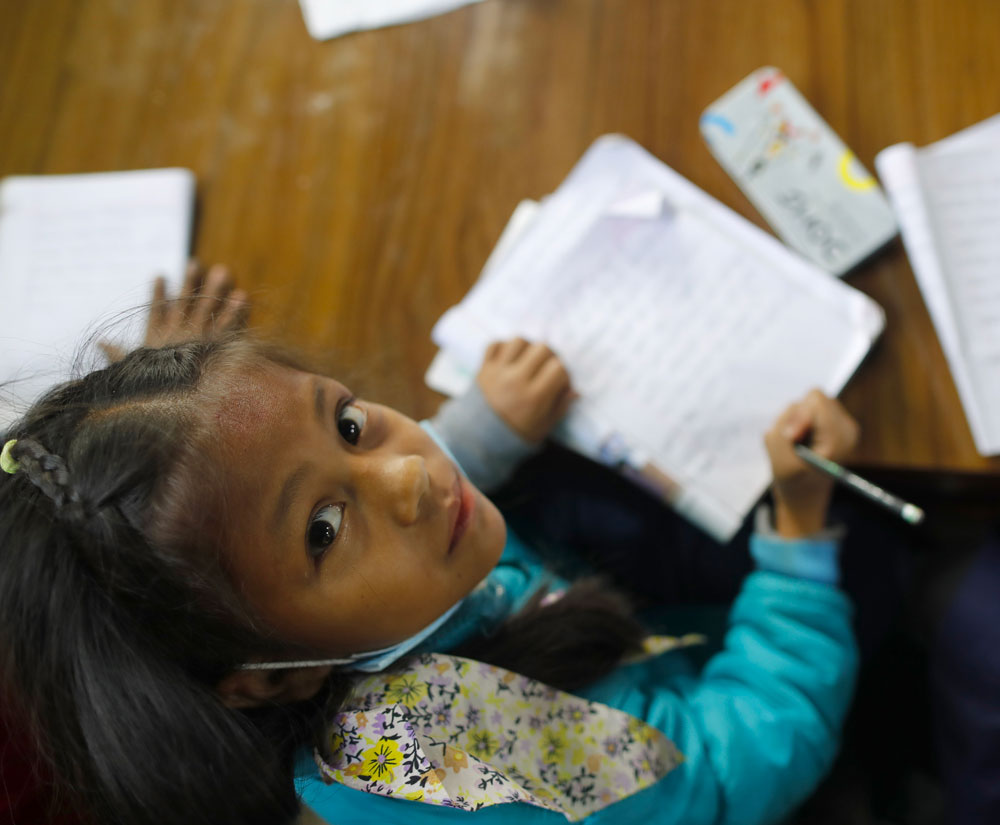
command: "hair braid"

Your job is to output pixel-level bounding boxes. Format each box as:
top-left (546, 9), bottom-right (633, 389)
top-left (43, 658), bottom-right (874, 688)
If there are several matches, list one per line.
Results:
top-left (1, 338), bottom-right (314, 825)
top-left (11, 437), bottom-right (89, 523)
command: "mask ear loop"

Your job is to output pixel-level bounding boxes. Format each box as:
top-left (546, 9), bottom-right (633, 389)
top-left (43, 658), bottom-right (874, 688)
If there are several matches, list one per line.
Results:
top-left (237, 647), bottom-right (397, 672)
top-left (239, 595), bottom-right (467, 673)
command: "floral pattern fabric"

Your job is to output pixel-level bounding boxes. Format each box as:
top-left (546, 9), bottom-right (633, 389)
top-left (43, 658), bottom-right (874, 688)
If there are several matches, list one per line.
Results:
top-left (314, 648), bottom-right (690, 821)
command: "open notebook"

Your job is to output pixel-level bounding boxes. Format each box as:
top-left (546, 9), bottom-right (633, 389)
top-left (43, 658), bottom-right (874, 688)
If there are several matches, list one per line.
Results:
top-left (876, 115), bottom-right (1000, 455)
top-left (427, 136), bottom-right (884, 541)
top-left (0, 169), bottom-right (194, 430)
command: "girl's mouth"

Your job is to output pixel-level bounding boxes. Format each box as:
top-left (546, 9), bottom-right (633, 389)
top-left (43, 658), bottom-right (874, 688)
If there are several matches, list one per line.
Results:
top-left (448, 474), bottom-right (475, 553)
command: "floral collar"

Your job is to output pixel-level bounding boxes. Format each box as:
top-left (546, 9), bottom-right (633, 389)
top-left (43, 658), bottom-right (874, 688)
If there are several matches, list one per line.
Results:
top-left (313, 645), bottom-right (694, 820)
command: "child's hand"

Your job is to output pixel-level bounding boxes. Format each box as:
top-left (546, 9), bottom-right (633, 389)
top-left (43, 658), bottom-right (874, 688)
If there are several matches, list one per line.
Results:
top-left (764, 390), bottom-right (860, 538)
top-left (100, 262), bottom-right (249, 362)
top-left (477, 338), bottom-right (576, 443)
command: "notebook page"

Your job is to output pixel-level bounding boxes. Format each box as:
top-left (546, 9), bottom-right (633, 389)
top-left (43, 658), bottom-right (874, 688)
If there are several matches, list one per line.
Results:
top-left (425, 200), bottom-right (541, 399)
top-left (433, 148), bottom-right (630, 370)
top-left (0, 169), bottom-right (194, 429)
top-left (434, 137), bottom-right (884, 539)
top-left (931, 113), bottom-right (1000, 154)
top-left (874, 144), bottom-right (988, 447)
top-left (876, 118), bottom-right (1000, 455)
top-left (920, 143), bottom-right (1000, 449)
top-left (437, 137), bottom-right (881, 372)
top-left (555, 209), bottom-right (876, 533)
top-left (440, 205), bottom-right (876, 539)
top-left (425, 198), bottom-right (632, 468)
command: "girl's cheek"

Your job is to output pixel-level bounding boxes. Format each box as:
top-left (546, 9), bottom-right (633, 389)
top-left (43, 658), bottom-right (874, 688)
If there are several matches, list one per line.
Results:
top-left (481, 498), bottom-right (507, 559)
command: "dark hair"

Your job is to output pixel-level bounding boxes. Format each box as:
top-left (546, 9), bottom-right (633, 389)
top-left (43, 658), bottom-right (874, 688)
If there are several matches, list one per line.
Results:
top-left (0, 338), bottom-right (643, 825)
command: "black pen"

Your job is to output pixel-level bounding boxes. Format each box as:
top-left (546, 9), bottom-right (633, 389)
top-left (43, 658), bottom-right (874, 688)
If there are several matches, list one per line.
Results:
top-left (793, 443), bottom-right (925, 525)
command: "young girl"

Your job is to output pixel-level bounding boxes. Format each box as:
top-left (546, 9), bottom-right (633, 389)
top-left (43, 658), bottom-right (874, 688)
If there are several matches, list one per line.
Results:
top-left (0, 292), bottom-right (860, 825)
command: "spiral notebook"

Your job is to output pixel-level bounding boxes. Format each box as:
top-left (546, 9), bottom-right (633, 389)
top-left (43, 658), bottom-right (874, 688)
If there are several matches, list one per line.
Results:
top-left (426, 136), bottom-right (884, 541)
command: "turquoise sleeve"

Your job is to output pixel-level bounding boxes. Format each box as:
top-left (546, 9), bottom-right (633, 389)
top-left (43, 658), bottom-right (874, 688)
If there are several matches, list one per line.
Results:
top-left (749, 532), bottom-right (841, 585)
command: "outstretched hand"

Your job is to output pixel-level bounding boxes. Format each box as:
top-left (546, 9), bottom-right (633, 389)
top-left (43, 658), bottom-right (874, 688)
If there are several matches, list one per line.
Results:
top-left (101, 262), bottom-right (249, 362)
top-left (764, 389), bottom-right (860, 538)
top-left (477, 338), bottom-right (576, 443)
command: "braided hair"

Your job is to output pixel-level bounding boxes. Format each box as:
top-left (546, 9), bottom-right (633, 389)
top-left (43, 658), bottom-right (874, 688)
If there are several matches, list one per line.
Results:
top-left (9, 439), bottom-right (89, 521)
top-left (0, 338), bottom-right (328, 825)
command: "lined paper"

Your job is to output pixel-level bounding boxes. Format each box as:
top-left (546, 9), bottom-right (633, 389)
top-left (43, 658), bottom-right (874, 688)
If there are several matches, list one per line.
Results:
top-left (877, 115), bottom-right (1000, 454)
top-left (431, 137), bottom-right (884, 540)
top-left (921, 148), bottom-right (1000, 356)
top-left (0, 169), bottom-right (194, 429)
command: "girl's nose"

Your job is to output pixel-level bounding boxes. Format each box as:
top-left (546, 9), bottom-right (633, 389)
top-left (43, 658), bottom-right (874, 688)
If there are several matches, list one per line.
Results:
top-left (387, 454), bottom-right (429, 526)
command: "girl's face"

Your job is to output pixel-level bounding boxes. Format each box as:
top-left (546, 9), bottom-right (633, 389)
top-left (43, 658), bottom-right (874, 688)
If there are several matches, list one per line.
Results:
top-left (204, 360), bottom-right (506, 658)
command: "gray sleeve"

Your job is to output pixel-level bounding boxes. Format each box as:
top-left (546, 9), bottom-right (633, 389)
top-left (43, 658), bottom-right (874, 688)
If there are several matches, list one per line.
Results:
top-left (429, 384), bottom-right (540, 492)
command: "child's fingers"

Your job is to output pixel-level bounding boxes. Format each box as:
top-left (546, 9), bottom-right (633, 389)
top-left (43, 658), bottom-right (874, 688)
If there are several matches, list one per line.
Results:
top-left (765, 401), bottom-right (813, 476)
top-left (517, 343), bottom-right (559, 378)
top-left (547, 385), bottom-right (577, 422)
top-left (483, 341), bottom-right (503, 362)
top-left (189, 265), bottom-right (231, 330)
top-left (807, 391), bottom-right (859, 460)
top-left (179, 260), bottom-right (205, 303)
top-left (532, 355), bottom-right (572, 400)
top-left (141, 276), bottom-right (175, 347)
top-left (764, 420), bottom-right (798, 462)
top-left (97, 340), bottom-right (127, 363)
top-left (145, 276), bottom-right (170, 334)
top-left (214, 289), bottom-right (250, 333)
top-left (776, 400), bottom-right (813, 443)
top-left (496, 337), bottom-right (530, 363)
top-left (203, 264), bottom-right (233, 298)
top-left (149, 275), bottom-right (168, 315)
top-left (766, 391), bottom-right (859, 480)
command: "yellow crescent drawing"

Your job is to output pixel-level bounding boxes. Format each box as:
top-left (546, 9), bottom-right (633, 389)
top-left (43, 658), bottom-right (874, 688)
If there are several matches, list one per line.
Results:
top-left (838, 150), bottom-right (877, 191)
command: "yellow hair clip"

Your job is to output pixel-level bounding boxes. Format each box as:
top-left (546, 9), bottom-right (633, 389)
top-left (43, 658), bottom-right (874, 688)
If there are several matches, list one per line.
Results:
top-left (1, 440), bottom-right (19, 475)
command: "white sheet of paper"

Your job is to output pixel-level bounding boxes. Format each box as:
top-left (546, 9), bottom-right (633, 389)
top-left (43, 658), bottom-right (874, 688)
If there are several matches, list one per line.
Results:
top-left (425, 199), bottom-right (540, 398)
top-left (0, 169), bottom-right (194, 429)
top-left (876, 114), bottom-right (1000, 454)
top-left (432, 136), bottom-right (884, 540)
top-left (299, 0), bottom-right (483, 40)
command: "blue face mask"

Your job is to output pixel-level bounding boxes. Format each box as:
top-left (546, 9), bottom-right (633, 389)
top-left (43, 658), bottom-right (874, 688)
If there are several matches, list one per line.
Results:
top-left (241, 420), bottom-right (472, 674)
top-left (239, 594), bottom-right (467, 673)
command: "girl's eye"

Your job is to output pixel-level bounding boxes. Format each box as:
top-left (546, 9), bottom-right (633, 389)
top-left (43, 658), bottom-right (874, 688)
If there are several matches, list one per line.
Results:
top-left (307, 504), bottom-right (343, 560)
top-left (337, 401), bottom-right (367, 446)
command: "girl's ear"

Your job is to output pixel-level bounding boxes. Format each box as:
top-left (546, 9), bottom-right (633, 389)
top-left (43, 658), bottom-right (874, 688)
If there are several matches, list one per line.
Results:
top-left (216, 666), bottom-right (333, 709)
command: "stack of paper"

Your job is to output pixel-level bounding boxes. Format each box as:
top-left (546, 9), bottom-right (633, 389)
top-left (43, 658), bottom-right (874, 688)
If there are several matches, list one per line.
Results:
top-left (876, 115), bottom-right (1000, 455)
top-left (0, 169), bottom-right (194, 430)
top-left (427, 136), bottom-right (885, 541)
top-left (298, 0), bottom-right (483, 40)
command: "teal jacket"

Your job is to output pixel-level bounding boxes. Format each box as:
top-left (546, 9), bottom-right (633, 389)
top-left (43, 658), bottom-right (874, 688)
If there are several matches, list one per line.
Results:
top-left (294, 388), bottom-right (858, 825)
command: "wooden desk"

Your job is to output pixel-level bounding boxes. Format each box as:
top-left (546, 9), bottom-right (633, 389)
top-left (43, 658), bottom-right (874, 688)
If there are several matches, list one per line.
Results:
top-left (1, 0), bottom-right (998, 472)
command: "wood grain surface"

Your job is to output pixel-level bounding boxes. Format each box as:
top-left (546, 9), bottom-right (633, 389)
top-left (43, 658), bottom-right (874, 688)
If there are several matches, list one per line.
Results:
top-left (1, 0), bottom-right (998, 471)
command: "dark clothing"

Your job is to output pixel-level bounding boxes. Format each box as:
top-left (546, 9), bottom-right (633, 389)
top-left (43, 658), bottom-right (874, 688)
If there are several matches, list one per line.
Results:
top-left (495, 444), bottom-right (911, 659)
top-left (932, 531), bottom-right (1000, 824)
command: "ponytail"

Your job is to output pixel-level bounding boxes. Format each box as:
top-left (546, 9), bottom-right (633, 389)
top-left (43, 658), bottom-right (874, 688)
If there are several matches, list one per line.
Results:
top-left (458, 577), bottom-right (646, 691)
